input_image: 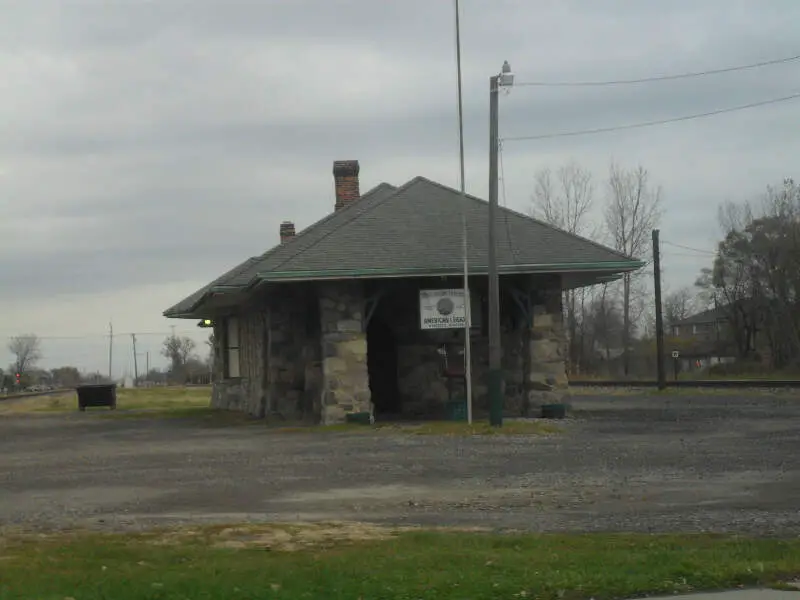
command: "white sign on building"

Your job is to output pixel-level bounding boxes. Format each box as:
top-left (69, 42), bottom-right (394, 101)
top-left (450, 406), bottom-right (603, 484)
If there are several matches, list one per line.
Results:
top-left (419, 289), bottom-right (472, 330)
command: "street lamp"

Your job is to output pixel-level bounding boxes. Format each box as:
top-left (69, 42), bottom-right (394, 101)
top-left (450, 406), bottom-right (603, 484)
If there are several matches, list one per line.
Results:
top-left (488, 60), bottom-right (514, 427)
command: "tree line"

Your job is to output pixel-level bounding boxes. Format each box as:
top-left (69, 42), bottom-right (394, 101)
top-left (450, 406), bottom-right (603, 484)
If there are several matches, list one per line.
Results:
top-left (693, 178), bottom-right (800, 370)
top-left (532, 160), bottom-right (798, 377)
top-left (530, 160), bottom-right (661, 377)
top-left (3, 332), bottom-right (214, 391)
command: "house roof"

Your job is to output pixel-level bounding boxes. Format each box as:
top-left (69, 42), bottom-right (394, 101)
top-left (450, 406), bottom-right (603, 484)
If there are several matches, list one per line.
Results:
top-left (164, 176), bottom-right (644, 318)
top-left (673, 306), bottom-right (728, 326)
top-left (672, 297), bottom-right (777, 327)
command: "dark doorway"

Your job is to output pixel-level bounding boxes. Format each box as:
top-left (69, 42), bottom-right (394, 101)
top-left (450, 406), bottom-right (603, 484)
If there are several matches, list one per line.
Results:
top-left (367, 315), bottom-right (400, 415)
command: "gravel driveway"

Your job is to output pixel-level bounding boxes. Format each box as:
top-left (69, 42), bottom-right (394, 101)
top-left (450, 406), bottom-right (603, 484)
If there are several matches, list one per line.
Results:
top-left (1, 392), bottom-right (799, 535)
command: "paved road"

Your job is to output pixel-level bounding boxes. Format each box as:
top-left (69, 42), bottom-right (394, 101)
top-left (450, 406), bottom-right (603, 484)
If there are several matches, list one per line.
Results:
top-left (1, 393), bottom-right (799, 534)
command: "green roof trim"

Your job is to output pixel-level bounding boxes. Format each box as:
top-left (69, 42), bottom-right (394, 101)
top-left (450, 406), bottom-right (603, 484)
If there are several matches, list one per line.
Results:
top-left (162, 262), bottom-right (639, 318)
top-left (243, 261), bottom-right (644, 284)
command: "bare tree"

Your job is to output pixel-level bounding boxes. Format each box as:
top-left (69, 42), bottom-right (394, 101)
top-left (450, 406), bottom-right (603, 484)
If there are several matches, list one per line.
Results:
top-left (584, 283), bottom-right (624, 367)
top-left (604, 162), bottom-right (663, 375)
top-left (531, 160), bottom-right (596, 374)
top-left (531, 161), bottom-right (595, 236)
top-left (663, 287), bottom-right (695, 330)
top-left (162, 335), bottom-right (197, 381)
top-left (8, 334), bottom-right (42, 375)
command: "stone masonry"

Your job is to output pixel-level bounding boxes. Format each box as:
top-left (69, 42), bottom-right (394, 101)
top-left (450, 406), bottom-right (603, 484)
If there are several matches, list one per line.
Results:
top-left (318, 281), bottom-right (372, 424)
top-left (380, 277), bottom-right (569, 417)
top-left (208, 278), bottom-right (567, 422)
top-left (527, 287), bottom-right (569, 409)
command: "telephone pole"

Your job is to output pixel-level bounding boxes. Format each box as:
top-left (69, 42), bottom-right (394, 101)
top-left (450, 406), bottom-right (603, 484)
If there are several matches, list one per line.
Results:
top-left (652, 229), bottom-right (666, 390)
top-left (108, 321), bottom-right (114, 380)
top-left (131, 333), bottom-right (139, 385)
top-left (488, 61), bottom-right (514, 427)
top-left (146, 352), bottom-right (150, 379)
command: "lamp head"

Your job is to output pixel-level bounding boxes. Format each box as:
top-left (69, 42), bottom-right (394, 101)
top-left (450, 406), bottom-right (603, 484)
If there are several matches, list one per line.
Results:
top-left (498, 60), bottom-right (514, 87)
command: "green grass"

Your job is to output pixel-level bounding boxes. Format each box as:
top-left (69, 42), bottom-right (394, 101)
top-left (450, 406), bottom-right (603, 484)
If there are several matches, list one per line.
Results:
top-left (0, 388), bottom-right (562, 434)
top-left (0, 386), bottom-right (212, 416)
top-left (1, 525), bottom-right (799, 599)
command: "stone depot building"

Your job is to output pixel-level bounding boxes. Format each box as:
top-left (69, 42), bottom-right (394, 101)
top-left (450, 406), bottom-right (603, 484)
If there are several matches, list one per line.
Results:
top-left (163, 160), bottom-right (643, 423)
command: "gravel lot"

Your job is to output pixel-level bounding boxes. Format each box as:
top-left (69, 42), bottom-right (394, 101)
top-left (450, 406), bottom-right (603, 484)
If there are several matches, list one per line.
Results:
top-left (1, 392), bottom-right (799, 535)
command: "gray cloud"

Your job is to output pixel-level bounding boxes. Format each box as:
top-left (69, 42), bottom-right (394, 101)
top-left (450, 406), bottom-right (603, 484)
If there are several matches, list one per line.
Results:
top-left (1, 0), bottom-right (799, 372)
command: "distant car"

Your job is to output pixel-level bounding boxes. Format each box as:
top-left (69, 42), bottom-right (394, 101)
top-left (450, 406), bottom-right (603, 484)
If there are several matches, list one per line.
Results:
top-left (25, 385), bottom-right (51, 393)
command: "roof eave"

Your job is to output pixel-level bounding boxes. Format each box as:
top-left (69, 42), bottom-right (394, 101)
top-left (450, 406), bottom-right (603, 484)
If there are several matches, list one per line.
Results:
top-left (162, 286), bottom-right (246, 319)
top-left (248, 260), bottom-right (645, 284)
top-left (171, 261), bottom-right (643, 314)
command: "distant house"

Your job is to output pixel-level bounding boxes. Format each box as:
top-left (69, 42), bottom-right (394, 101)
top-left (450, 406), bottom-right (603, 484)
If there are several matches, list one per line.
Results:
top-left (669, 305), bottom-right (739, 369)
top-left (671, 306), bottom-right (728, 340)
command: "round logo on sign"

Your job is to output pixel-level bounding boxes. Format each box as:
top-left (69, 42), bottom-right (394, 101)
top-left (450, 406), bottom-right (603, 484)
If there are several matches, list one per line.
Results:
top-left (437, 297), bottom-right (455, 316)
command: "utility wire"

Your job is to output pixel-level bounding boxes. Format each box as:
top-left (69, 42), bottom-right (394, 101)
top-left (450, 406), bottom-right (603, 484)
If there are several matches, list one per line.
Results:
top-left (0, 330), bottom-right (198, 341)
top-left (515, 53), bottom-right (800, 87)
top-left (661, 240), bottom-right (717, 255)
top-left (662, 251), bottom-right (716, 259)
top-left (502, 92), bottom-right (800, 142)
top-left (498, 141), bottom-right (521, 263)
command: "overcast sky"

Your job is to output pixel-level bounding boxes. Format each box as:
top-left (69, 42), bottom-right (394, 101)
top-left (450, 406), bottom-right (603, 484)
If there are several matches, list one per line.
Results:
top-left (1, 0), bottom-right (798, 376)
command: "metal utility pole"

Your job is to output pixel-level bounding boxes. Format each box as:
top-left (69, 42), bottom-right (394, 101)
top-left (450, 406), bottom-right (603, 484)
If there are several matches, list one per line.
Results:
top-left (131, 333), bottom-right (139, 385)
top-left (453, 0), bottom-right (473, 423)
top-left (652, 229), bottom-right (666, 390)
top-left (488, 61), bottom-right (513, 427)
top-left (146, 352), bottom-right (150, 380)
top-left (108, 321), bottom-right (114, 380)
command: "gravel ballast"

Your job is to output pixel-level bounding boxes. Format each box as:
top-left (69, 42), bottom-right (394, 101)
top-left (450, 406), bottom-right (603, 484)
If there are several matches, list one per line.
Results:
top-left (1, 392), bottom-right (798, 534)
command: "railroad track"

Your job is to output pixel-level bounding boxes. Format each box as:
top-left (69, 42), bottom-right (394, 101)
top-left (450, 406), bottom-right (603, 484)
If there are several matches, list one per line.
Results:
top-left (0, 389), bottom-right (73, 402)
top-left (570, 379), bottom-right (800, 388)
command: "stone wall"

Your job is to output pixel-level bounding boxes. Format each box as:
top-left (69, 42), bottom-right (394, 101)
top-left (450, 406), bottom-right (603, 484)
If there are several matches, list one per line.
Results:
top-left (212, 377), bottom-right (258, 414)
top-left (210, 312), bottom-right (264, 416)
top-left (207, 276), bottom-right (568, 422)
top-left (209, 286), bottom-right (322, 421)
top-left (318, 281), bottom-right (372, 424)
top-left (526, 287), bottom-right (569, 409)
top-left (396, 331), bottom-right (530, 417)
top-left (265, 292), bottom-right (322, 420)
top-left (377, 276), bottom-right (568, 418)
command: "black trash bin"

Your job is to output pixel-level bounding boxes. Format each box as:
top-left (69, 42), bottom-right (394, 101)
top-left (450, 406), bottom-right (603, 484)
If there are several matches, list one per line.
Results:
top-left (540, 403), bottom-right (567, 419)
top-left (76, 384), bottom-right (117, 411)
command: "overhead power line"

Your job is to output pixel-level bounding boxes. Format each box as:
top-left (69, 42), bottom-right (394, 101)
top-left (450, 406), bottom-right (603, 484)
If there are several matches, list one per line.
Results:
top-left (662, 251), bottom-right (716, 259)
top-left (498, 141), bottom-right (521, 264)
top-left (662, 240), bottom-right (717, 255)
top-left (502, 92), bottom-right (800, 142)
top-left (515, 53), bottom-right (800, 87)
top-left (0, 330), bottom-right (199, 341)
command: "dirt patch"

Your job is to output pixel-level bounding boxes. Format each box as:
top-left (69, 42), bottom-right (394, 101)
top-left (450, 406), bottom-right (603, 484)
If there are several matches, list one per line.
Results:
top-left (141, 521), bottom-right (402, 551)
top-left (209, 521), bottom-right (398, 551)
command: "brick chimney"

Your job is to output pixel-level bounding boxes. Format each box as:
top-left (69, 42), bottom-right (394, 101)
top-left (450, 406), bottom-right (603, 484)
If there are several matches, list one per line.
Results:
top-left (333, 160), bottom-right (360, 211)
top-left (279, 221), bottom-right (296, 243)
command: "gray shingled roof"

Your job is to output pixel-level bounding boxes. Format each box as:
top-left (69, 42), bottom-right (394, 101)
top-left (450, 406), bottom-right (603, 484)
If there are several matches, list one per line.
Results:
top-left (673, 306), bottom-right (727, 326)
top-left (164, 177), bottom-right (642, 317)
top-left (163, 183), bottom-right (397, 318)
